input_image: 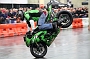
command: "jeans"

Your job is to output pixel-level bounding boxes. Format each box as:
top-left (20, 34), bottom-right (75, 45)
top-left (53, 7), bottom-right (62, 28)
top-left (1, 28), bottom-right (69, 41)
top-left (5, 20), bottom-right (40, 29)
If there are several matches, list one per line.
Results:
top-left (38, 13), bottom-right (53, 30)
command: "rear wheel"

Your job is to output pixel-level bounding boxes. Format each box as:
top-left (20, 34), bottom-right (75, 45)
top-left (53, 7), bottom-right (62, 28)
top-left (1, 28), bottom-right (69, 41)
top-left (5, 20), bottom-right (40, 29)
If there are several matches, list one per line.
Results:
top-left (58, 10), bottom-right (73, 28)
top-left (30, 42), bottom-right (47, 58)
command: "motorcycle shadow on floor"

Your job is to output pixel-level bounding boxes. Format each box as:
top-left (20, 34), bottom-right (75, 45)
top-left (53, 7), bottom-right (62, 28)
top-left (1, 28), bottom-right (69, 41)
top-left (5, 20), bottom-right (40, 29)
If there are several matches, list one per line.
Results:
top-left (34, 57), bottom-right (47, 59)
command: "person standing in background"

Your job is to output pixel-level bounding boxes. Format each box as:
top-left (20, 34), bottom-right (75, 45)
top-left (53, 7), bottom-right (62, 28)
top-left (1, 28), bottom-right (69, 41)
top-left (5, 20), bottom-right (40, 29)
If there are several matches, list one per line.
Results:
top-left (8, 9), bottom-right (16, 23)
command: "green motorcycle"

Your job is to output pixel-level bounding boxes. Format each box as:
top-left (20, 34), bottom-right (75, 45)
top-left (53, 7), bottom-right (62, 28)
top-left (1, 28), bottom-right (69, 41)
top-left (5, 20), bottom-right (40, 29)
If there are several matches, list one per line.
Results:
top-left (17, 0), bottom-right (73, 58)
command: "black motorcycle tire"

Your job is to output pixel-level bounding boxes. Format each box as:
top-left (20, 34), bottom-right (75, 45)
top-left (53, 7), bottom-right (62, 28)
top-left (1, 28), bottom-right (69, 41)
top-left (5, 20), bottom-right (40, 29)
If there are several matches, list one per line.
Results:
top-left (57, 10), bottom-right (73, 28)
top-left (30, 42), bottom-right (47, 58)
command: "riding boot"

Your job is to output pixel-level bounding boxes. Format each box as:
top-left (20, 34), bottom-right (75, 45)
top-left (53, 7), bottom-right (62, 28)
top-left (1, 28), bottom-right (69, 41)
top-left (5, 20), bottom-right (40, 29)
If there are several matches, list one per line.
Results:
top-left (52, 22), bottom-right (58, 32)
top-left (57, 20), bottom-right (61, 26)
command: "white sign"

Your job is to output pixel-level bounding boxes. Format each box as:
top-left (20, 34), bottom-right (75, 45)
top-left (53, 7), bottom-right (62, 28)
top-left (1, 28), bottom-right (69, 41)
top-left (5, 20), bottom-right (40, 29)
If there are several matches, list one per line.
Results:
top-left (0, 0), bottom-right (28, 4)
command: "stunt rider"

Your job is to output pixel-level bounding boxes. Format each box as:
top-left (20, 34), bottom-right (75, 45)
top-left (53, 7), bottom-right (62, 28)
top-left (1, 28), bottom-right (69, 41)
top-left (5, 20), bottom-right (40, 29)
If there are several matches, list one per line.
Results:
top-left (38, 9), bottom-right (58, 32)
top-left (25, 8), bottom-right (58, 34)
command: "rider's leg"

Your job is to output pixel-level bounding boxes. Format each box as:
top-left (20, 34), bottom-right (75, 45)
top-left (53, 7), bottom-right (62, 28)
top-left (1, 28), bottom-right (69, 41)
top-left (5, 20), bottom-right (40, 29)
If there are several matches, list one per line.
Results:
top-left (52, 22), bottom-right (58, 32)
top-left (38, 13), bottom-right (46, 26)
top-left (38, 12), bottom-right (58, 31)
top-left (38, 13), bottom-right (53, 30)
top-left (39, 23), bottom-right (53, 30)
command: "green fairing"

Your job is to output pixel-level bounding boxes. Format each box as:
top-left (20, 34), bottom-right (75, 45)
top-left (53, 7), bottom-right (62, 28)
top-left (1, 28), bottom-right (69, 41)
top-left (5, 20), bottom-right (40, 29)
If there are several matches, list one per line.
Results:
top-left (48, 5), bottom-right (52, 17)
top-left (25, 37), bottom-right (31, 47)
top-left (23, 0), bottom-right (61, 47)
top-left (24, 10), bottom-right (40, 21)
top-left (24, 4), bottom-right (60, 47)
top-left (24, 6), bottom-right (57, 22)
top-left (28, 10), bottom-right (39, 13)
top-left (32, 17), bottom-right (40, 21)
top-left (47, 5), bottom-right (52, 21)
top-left (22, 0), bottom-right (73, 58)
top-left (25, 31), bottom-right (47, 46)
top-left (24, 13), bottom-right (30, 21)
top-left (47, 29), bottom-right (60, 46)
top-left (25, 29), bottom-right (60, 47)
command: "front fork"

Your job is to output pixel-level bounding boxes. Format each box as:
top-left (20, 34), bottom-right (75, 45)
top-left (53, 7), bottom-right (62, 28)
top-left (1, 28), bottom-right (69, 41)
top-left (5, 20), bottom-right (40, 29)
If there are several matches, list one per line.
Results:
top-left (23, 32), bottom-right (32, 47)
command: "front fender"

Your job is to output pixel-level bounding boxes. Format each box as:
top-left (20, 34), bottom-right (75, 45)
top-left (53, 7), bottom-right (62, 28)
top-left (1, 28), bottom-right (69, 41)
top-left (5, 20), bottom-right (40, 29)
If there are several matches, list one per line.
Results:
top-left (24, 31), bottom-right (47, 47)
top-left (33, 31), bottom-right (47, 42)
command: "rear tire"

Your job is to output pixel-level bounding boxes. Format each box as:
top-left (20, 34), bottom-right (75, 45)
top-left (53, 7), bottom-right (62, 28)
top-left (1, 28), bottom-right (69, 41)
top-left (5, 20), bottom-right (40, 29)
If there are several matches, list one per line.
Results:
top-left (57, 10), bottom-right (73, 28)
top-left (30, 42), bottom-right (47, 58)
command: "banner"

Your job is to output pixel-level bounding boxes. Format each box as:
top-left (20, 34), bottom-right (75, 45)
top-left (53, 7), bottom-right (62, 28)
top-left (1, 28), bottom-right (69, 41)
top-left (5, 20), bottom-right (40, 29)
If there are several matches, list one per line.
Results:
top-left (0, 0), bottom-right (28, 4)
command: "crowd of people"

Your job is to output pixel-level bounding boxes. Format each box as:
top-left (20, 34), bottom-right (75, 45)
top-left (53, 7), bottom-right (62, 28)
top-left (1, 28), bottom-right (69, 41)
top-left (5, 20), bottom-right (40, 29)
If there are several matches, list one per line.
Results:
top-left (0, 7), bottom-right (28, 24)
top-left (54, 6), bottom-right (88, 18)
top-left (0, 6), bottom-right (88, 24)
top-left (68, 7), bottom-right (88, 18)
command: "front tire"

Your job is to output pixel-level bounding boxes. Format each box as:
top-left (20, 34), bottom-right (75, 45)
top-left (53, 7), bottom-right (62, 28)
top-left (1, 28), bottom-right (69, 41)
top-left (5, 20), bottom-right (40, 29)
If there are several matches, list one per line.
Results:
top-left (30, 42), bottom-right (47, 58)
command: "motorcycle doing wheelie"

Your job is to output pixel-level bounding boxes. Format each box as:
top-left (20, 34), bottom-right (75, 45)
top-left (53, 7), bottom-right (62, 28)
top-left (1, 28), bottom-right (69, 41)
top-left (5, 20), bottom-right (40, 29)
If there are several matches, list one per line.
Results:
top-left (17, 0), bottom-right (73, 58)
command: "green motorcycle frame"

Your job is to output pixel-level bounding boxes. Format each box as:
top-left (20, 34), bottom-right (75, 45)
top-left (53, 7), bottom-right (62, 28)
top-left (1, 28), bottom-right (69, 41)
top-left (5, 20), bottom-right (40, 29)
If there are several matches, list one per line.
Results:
top-left (17, 0), bottom-right (73, 58)
top-left (23, 7), bottom-right (60, 58)
top-left (24, 5), bottom-right (60, 47)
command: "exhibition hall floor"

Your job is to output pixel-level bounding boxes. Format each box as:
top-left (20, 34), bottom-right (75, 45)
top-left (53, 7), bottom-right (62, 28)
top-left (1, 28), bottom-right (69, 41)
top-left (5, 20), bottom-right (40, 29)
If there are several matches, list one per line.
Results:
top-left (0, 28), bottom-right (90, 59)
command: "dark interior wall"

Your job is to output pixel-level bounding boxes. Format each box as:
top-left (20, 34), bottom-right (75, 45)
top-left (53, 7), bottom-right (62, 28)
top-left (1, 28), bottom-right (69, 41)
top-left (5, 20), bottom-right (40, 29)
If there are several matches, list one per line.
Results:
top-left (0, 4), bottom-right (39, 9)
